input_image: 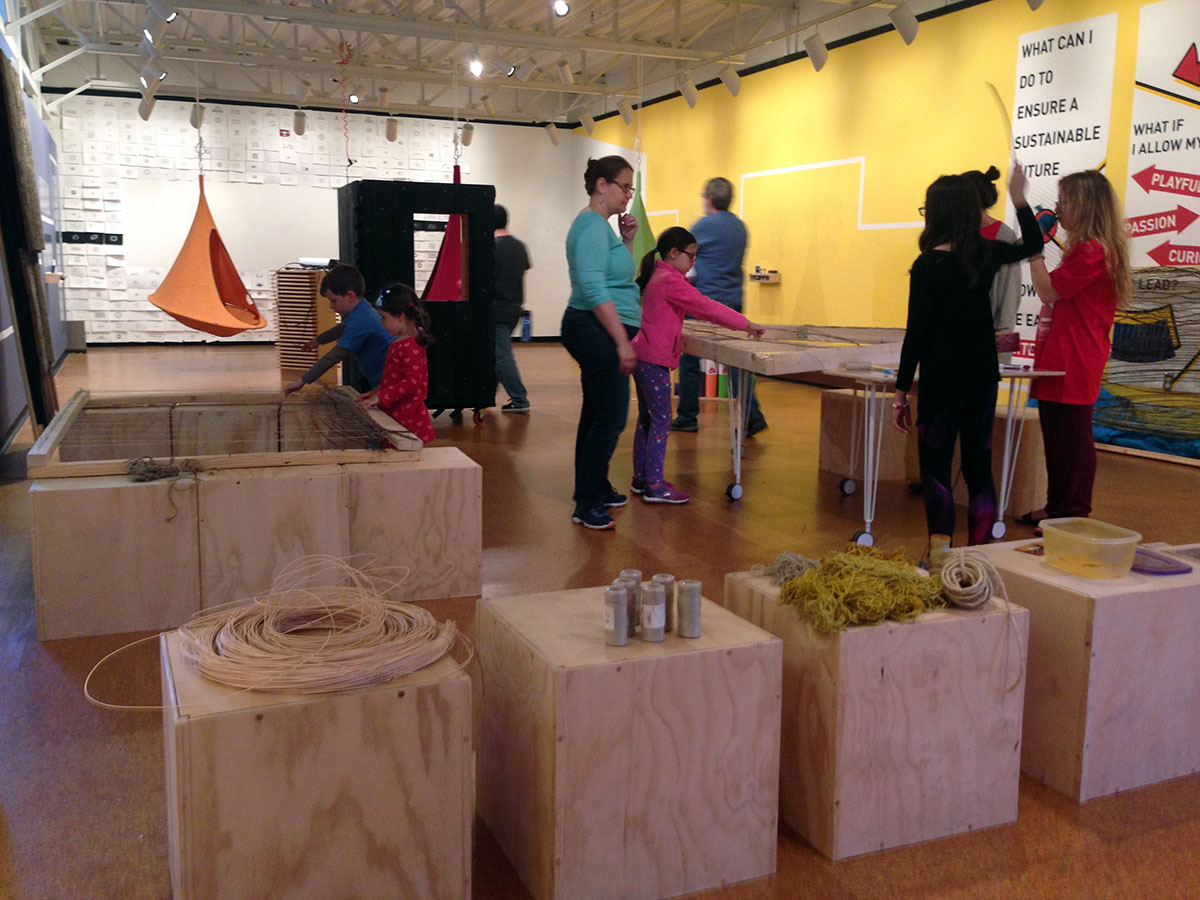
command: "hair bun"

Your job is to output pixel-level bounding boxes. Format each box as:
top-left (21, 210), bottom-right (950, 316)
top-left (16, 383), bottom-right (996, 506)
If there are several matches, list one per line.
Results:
top-left (985, 165), bottom-right (1001, 181)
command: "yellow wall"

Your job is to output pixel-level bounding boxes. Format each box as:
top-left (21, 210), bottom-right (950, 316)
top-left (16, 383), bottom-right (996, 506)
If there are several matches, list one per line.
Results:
top-left (587, 0), bottom-right (1148, 327)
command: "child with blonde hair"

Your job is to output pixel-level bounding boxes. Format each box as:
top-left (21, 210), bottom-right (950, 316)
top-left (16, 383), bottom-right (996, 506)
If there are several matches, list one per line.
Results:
top-left (1021, 170), bottom-right (1131, 525)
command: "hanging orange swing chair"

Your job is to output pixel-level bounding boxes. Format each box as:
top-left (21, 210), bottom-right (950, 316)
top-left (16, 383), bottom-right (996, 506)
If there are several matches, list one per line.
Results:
top-left (148, 175), bottom-right (268, 337)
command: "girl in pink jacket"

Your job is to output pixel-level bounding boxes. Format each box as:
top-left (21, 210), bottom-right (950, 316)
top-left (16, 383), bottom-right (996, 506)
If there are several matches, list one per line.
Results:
top-left (631, 227), bottom-right (764, 504)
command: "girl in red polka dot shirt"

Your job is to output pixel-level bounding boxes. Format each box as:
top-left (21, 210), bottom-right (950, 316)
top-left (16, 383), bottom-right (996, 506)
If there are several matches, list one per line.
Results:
top-left (356, 284), bottom-right (436, 444)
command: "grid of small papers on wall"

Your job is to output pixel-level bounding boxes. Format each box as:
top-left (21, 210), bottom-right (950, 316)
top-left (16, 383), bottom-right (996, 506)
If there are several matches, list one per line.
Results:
top-left (53, 95), bottom-right (465, 344)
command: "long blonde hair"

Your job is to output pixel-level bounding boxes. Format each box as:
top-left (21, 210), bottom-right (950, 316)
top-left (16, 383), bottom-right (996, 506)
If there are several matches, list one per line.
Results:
top-left (1058, 170), bottom-right (1131, 307)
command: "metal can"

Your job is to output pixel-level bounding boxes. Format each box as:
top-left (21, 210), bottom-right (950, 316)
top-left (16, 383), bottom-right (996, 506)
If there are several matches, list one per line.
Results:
top-left (677, 579), bottom-right (702, 638)
top-left (652, 573), bottom-right (676, 632)
top-left (640, 582), bottom-right (666, 642)
top-left (604, 586), bottom-right (628, 646)
top-left (612, 579), bottom-right (638, 637)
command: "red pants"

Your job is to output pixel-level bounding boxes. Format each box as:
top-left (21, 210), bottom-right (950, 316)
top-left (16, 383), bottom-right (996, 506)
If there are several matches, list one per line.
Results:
top-left (1037, 400), bottom-right (1096, 518)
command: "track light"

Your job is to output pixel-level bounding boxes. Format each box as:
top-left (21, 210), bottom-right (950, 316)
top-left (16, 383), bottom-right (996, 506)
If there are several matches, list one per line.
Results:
top-left (348, 92), bottom-right (359, 104)
top-left (190, 103), bottom-right (204, 129)
top-left (460, 123), bottom-right (474, 146)
top-left (142, 8), bottom-right (171, 43)
top-left (293, 110), bottom-right (306, 135)
top-left (138, 93), bottom-right (157, 121)
top-left (617, 98), bottom-right (633, 124)
top-left (889, 2), bottom-right (919, 45)
top-left (385, 118), bottom-right (399, 142)
top-left (481, 95), bottom-right (496, 116)
top-left (718, 65), bottom-right (740, 97)
top-left (1026, 0), bottom-right (1044, 8)
top-left (552, 0), bottom-right (570, 17)
top-left (556, 59), bottom-right (574, 85)
top-left (469, 57), bottom-right (483, 77)
top-left (803, 32), bottom-right (828, 71)
top-left (138, 36), bottom-right (159, 59)
top-left (679, 76), bottom-right (698, 108)
top-left (503, 62), bottom-right (517, 77)
top-left (579, 110), bottom-right (595, 135)
top-left (139, 61), bottom-right (166, 89)
top-left (545, 123), bottom-right (560, 145)
top-left (146, 0), bottom-right (178, 22)
top-left (295, 80), bottom-right (311, 104)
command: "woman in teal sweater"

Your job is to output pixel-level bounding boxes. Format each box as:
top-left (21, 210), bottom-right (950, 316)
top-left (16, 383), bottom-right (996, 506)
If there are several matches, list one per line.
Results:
top-left (562, 155), bottom-right (641, 530)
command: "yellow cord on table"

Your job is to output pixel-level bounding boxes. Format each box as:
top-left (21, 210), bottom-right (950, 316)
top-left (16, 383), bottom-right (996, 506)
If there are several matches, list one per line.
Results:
top-left (779, 545), bottom-right (944, 634)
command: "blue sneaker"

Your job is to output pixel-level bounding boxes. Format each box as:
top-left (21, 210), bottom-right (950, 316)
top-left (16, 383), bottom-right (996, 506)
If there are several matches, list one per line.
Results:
top-left (571, 505), bottom-right (615, 530)
top-left (630, 479), bottom-right (647, 496)
top-left (602, 489), bottom-right (628, 508)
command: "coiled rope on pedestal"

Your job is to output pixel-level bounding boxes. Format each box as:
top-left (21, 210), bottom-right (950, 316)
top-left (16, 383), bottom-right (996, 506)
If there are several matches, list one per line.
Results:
top-left (178, 556), bottom-right (459, 694)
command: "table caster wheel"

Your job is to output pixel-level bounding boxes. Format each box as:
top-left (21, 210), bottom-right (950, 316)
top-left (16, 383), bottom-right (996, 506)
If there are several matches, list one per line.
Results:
top-left (726, 482), bottom-right (744, 501)
top-left (851, 530), bottom-right (874, 547)
top-left (839, 478), bottom-right (857, 496)
top-left (990, 520), bottom-right (1007, 540)
top-left (473, 409), bottom-right (485, 425)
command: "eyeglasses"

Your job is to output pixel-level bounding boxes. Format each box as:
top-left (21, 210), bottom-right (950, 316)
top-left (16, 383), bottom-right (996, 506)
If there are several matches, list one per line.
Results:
top-left (680, 249), bottom-right (696, 261)
top-left (918, 206), bottom-right (926, 217)
top-left (610, 180), bottom-right (634, 194)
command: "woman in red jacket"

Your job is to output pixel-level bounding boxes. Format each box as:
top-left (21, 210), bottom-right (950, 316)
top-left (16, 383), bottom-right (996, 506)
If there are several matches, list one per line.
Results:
top-left (1021, 170), bottom-right (1131, 524)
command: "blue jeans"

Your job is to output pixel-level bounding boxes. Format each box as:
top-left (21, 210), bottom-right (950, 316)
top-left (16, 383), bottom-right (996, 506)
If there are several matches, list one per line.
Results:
top-left (560, 307), bottom-right (636, 508)
top-left (676, 352), bottom-right (764, 427)
top-left (494, 321), bottom-right (528, 406)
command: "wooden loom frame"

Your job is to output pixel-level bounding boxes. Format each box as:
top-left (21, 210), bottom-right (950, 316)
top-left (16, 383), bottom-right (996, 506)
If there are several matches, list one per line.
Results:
top-left (26, 387), bottom-right (421, 480)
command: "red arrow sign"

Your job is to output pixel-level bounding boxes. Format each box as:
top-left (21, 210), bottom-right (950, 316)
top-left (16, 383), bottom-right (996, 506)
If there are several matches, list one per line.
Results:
top-left (1125, 205), bottom-right (1200, 237)
top-left (1147, 241), bottom-right (1200, 266)
top-left (1175, 42), bottom-right (1200, 89)
top-left (1132, 165), bottom-right (1200, 198)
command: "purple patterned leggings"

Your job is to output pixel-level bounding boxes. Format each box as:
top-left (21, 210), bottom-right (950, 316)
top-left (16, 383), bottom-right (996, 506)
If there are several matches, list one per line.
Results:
top-left (632, 361), bottom-right (673, 485)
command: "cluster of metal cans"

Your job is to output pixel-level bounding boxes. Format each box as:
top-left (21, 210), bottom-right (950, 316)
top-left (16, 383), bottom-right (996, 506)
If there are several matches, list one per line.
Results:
top-left (603, 569), bottom-right (702, 646)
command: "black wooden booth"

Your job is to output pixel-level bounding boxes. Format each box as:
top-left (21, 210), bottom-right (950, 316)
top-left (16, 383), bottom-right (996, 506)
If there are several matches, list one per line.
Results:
top-left (338, 179), bottom-right (496, 421)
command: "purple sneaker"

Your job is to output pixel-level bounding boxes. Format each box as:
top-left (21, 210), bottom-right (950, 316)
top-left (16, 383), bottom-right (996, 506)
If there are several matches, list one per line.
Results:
top-left (641, 482), bottom-right (690, 504)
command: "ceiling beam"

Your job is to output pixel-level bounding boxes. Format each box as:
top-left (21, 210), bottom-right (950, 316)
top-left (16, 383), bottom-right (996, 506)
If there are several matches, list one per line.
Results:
top-left (96, 0), bottom-right (715, 62)
top-left (71, 40), bottom-right (640, 97)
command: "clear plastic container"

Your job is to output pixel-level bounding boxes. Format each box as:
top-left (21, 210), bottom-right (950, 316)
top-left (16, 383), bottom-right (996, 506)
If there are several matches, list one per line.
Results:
top-left (1041, 517), bottom-right (1141, 579)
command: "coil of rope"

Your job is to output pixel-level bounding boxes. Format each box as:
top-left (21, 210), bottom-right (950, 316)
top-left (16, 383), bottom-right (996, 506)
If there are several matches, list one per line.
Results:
top-left (939, 548), bottom-right (1026, 692)
top-left (85, 556), bottom-right (469, 708)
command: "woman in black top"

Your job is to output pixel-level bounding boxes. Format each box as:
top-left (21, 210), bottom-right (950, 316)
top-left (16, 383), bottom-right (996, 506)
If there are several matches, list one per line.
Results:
top-left (893, 165), bottom-right (1042, 546)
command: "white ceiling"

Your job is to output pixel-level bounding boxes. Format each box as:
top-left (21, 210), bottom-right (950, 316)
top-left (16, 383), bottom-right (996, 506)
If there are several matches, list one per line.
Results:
top-left (12, 0), bottom-right (973, 123)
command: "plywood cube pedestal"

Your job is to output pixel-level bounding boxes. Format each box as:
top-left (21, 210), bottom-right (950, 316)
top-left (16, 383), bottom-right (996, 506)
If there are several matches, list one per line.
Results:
top-left (478, 588), bottom-right (782, 900)
top-left (979, 540), bottom-right (1200, 802)
top-left (161, 631), bottom-right (471, 900)
top-left (725, 571), bottom-right (1029, 859)
top-left (31, 447), bottom-right (481, 639)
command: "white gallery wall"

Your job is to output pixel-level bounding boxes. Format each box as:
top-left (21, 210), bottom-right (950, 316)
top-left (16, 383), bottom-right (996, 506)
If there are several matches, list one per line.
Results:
top-left (53, 94), bottom-right (641, 342)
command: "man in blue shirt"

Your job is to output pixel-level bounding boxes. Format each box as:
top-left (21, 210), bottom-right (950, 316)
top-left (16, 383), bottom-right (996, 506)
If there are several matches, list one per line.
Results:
top-left (673, 177), bottom-right (767, 435)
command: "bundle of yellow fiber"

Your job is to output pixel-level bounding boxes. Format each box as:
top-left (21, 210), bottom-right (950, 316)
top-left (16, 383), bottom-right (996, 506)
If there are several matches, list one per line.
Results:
top-left (779, 545), bottom-right (944, 634)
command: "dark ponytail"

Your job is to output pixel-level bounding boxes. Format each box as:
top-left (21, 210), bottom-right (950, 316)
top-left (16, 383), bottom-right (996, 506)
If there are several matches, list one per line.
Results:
top-left (636, 226), bottom-right (697, 292)
top-left (961, 165), bottom-right (1002, 211)
top-left (374, 283), bottom-right (433, 348)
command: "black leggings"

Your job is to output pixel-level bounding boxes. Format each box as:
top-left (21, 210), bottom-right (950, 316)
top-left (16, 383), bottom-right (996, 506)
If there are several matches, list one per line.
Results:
top-left (917, 384), bottom-right (998, 545)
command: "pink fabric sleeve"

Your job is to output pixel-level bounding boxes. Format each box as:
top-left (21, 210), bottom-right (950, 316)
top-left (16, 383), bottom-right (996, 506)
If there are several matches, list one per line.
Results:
top-left (664, 276), bottom-right (749, 332)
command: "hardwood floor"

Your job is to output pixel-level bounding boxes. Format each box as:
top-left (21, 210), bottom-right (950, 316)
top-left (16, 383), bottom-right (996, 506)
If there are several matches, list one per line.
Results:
top-left (1, 343), bottom-right (1197, 899)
